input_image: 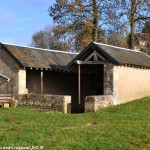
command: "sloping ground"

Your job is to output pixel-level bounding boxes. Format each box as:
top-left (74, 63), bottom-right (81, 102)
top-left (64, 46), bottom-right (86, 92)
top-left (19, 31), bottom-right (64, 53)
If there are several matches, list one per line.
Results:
top-left (0, 97), bottom-right (150, 150)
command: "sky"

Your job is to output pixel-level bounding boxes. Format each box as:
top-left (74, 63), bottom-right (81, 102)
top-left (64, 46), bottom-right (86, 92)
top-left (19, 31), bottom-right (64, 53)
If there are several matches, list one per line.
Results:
top-left (0, 0), bottom-right (55, 46)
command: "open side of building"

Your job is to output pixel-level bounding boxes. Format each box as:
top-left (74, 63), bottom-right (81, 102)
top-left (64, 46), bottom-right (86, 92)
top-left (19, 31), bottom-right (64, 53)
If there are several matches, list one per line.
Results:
top-left (0, 42), bottom-right (150, 113)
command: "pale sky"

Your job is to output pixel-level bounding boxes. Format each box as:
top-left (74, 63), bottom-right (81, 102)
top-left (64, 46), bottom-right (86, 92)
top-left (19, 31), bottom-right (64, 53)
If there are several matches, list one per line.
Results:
top-left (0, 0), bottom-right (55, 46)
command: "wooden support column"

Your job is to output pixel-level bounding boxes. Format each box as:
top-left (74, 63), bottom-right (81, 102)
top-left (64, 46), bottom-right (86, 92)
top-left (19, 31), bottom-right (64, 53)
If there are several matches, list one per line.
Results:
top-left (78, 64), bottom-right (81, 104)
top-left (40, 69), bottom-right (43, 94)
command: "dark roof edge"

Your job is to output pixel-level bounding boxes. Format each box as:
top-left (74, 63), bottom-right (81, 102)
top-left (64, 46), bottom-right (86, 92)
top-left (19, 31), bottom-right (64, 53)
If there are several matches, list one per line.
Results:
top-left (0, 43), bottom-right (25, 67)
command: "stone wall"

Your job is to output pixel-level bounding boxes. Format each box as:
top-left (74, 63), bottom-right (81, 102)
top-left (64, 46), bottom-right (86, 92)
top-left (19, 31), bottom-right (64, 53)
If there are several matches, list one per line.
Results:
top-left (0, 44), bottom-right (20, 97)
top-left (104, 63), bottom-right (113, 95)
top-left (85, 95), bottom-right (113, 112)
top-left (113, 66), bottom-right (150, 105)
top-left (16, 94), bottom-right (71, 113)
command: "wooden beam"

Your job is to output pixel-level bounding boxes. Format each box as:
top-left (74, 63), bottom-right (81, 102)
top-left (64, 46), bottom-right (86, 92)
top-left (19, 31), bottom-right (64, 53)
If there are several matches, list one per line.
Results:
top-left (76, 60), bottom-right (106, 65)
top-left (84, 50), bottom-right (106, 62)
top-left (85, 53), bottom-right (94, 61)
top-left (97, 52), bottom-right (106, 61)
top-left (40, 69), bottom-right (43, 94)
top-left (94, 50), bottom-right (98, 61)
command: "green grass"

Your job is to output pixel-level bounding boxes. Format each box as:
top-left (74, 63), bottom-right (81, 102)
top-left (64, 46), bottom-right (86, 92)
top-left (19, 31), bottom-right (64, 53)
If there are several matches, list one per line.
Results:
top-left (0, 97), bottom-right (150, 150)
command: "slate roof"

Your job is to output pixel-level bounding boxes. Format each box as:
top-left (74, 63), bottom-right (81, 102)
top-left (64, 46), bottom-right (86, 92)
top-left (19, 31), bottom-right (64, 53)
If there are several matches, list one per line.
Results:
top-left (95, 42), bottom-right (150, 67)
top-left (1, 42), bottom-right (150, 72)
top-left (67, 42), bottom-right (150, 70)
top-left (1, 43), bottom-right (78, 69)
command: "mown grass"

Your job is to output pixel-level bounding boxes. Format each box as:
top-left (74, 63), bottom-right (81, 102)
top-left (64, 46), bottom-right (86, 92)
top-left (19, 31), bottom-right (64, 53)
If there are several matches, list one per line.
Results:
top-left (0, 97), bottom-right (150, 150)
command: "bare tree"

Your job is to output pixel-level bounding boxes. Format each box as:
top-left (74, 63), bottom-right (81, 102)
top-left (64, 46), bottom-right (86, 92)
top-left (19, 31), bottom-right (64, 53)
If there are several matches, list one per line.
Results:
top-left (124, 0), bottom-right (150, 49)
top-left (49, 0), bottom-right (121, 51)
top-left (31, 26), bottom-right (59, 50)
top-left (142, 20), bottom-right (150, 34)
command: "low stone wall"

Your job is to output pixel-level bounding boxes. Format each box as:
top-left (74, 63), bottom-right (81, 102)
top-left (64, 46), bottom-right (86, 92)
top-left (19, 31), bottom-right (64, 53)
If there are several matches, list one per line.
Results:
top-left (16, 94), bottom-right (71, 113)
top-left (85, 95), bottom-right (113, 112)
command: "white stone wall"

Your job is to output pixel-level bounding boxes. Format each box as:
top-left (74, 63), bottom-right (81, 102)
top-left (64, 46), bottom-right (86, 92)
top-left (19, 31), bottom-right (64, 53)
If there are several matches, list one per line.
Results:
top-left (113, 66), bottom-right (150, 105)
top-left (18, 69), bottom-right (28, 94)
top-left (63, 96), bottom-right (71, 113)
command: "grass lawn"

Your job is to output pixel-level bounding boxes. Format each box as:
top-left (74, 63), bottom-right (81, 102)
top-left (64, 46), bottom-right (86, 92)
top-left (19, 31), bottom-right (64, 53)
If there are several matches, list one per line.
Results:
top-left (0, 97), bottom-right (150, 150)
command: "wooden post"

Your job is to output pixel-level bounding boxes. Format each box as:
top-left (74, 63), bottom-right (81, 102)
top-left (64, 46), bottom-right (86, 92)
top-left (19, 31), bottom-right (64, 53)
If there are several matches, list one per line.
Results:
top-left (40, 69), bottom-right (43, 94)
top-left (78, 64), bottom-right (81, 104)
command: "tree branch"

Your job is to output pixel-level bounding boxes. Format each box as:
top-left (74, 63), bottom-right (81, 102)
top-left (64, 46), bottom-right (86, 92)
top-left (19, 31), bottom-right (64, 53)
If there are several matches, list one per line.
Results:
top-left (135, 16), bottom-right (150, 22)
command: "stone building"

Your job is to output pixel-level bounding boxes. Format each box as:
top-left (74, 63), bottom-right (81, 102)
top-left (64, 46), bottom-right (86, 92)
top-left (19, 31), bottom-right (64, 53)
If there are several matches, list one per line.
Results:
top-left (0, 42), bottom-right (150, 113)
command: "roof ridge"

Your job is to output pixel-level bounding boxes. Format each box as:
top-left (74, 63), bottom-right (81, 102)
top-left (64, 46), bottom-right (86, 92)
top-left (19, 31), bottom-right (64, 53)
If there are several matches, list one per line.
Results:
top-left (93, 42), bottom-right (141, 53)
top-left (2, 42), bottom-right (79, 55)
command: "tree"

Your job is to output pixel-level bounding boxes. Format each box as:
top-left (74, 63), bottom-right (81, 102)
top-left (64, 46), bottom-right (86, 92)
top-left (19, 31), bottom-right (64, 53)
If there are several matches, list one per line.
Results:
top-left (31, 26), bottom-right (58, 50)
top-left (123, 0), bottom-right (150, 49)
top-left (105, 31), bottom-right (128, 48)
top-left (127, 20), bottom-right (150, 54)
top-left (142, 21), bottom-right (150, 34)
top-left (49, 0), bottom-right (122, 51)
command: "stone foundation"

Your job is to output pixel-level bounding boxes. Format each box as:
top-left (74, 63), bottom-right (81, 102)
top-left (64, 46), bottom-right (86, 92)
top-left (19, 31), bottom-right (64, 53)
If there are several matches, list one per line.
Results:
top-left (16, 94), bottom-right (71, 113)
top-left (85, 95), bottom-right (113, 112)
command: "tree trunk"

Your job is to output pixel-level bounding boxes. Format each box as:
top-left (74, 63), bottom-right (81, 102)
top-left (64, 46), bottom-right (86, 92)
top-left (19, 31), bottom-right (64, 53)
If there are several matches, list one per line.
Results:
top-left (129, 0), bottom-right (136, 49)
top-left (130, 21), bottom-right (135, 49)
top-left (92, 0), bottom-right (99, 42)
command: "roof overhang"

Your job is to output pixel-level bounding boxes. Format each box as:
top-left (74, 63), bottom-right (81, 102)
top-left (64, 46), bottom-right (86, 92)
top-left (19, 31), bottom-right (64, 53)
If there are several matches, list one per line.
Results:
top-left (0, 74), bottom-right (10, 84)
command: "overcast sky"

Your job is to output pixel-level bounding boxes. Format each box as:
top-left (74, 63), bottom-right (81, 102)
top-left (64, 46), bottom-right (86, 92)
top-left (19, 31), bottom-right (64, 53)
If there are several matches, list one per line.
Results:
top-left (0, 0), bottom-right (55, 46)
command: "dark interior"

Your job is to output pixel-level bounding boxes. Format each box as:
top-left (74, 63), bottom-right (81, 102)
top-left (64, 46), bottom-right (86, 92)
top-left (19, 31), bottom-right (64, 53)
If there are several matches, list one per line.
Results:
top-left (26, 64), bottom-right (104, 113)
